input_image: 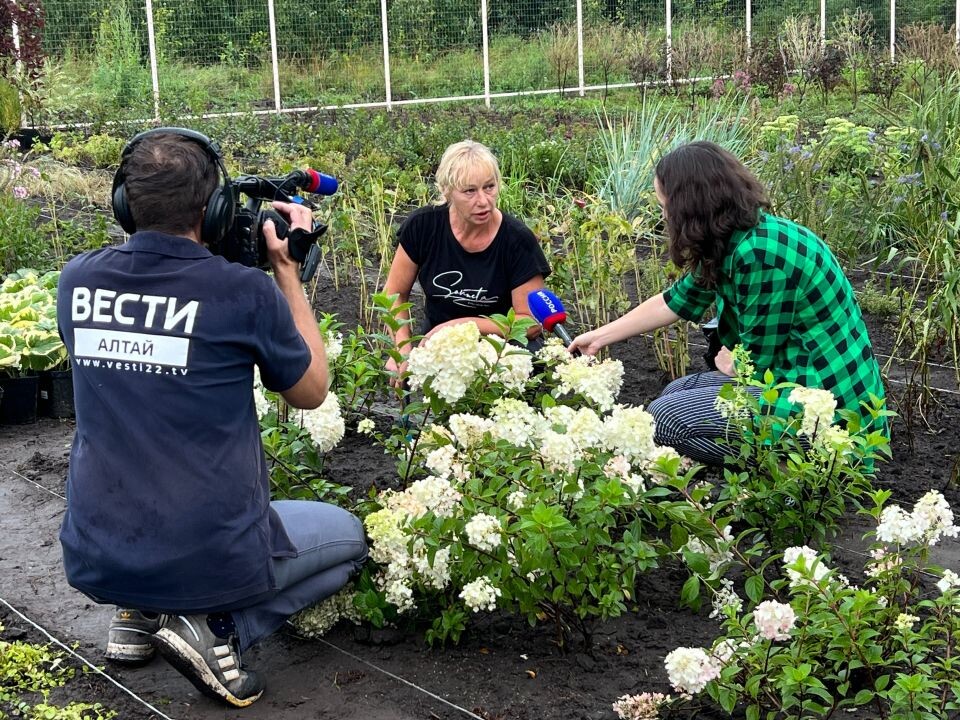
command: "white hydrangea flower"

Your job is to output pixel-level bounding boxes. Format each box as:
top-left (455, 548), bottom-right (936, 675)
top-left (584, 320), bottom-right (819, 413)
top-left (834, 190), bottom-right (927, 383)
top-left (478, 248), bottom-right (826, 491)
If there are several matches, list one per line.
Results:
top-left (411, 540), bottom-right (452, 590)
top-left (865, 548), bottom-right (902, 578)
top-left (252, 366), bottom-right (271, 418)
top-left (787, 386), bottom-right (837, 439)
top-left (753, 600), bottom-right (796, 641)
top-left (912, 491), bottom-right (960, 544)
top-left (459, 576), bottom-right (502, 612)
top-left (684, 526), bottom-right (734, 574)
top-left (894, 613), bottom-right (919, 632)
top-left (709, 578), bottom-right (743, 620)
top-left (637, 445), bottom-right (683, 484)
top-left (323, 330), bottom-right (343, 362)
top-left (604, 454), bottom-right (632, 480)
top-left (876, 506), bottom-right (923, 545)
top-left (536, 336), bottom-right (573, 366)
top-left (425, 445), bottom-right (458, 479)
top-left (407, 322), bottom-right (486, 404)
top-left (937, 569), bottom-right (959, 595)
top-left (663, 647), bottom-right (720, 694)
top-left (783, 546), bottom-right (831, 588)
top-left (292, 587), bottom-right (361, 638)
top-left (301, 392), bottom-right (345, 452)
top-left (357, 418), bottom-right (376, 435)
top-left (448, 413), bottom-right (494, 449)
top-left (478, 340), bottom-right (534, 391)
top-left (611, 692), bottom-right (671, 720)
top-left (538, 428), bottom-right (580, 473)
top-left (407, 476), bottom-right (463, 518)
top-left (364, 506), bottom-right (410, 565)
top-left (603, 453), bottom-right (648, 493)
top-left (820, 425), bottom-right (853, 453)
top-left (464, 513), bottom-right (502, 552)
top-left (543, 405), bottom-right (605, 450)
top-left (383, 571), bottom-right (416, 613)
top-left (602, 405), bottom-right (657, 461)
top-left (554, 355), bottom-right (624, 411)
top-left (876, 491), bottom-right (959, 546)
top-left (710, 638), bottom-right (747, 667)
top-left (506, 489), bottom-right (528, 511)
top-left (490, 398), bottom-right (539, 448)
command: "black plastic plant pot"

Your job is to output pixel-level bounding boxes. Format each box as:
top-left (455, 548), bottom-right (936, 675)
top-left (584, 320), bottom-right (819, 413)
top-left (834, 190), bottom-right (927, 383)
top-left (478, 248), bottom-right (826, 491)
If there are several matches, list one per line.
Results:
top-left (0, 375), bottom-right (39, 424)
top-left (39, 370), bottom-right (75, 419)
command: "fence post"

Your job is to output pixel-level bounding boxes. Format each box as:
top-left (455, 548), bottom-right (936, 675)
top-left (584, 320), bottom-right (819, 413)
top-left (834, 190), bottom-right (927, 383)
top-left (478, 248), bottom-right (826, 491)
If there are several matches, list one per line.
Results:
top-left (956, 0), bottom-right (959, 46)
top-left (745, 0), bottom-right (751, 56)
top-left (665, 0), bottom-right (672, 85)
top-left (380, 0), bottom-right (392, 110)
top-left (889, 0), bottom-right (895, 61)
top-left (144, 0), bottom-right (160, 121)
top-left (267, 0), bottom-right (281, 112)
top-left (576, 0), bottom-right (584, 97)
top-left (481, 0), bottom-right (491, 108)
top-left (820, 0), bottom-right (826, 49)
top-left (10, 14), bottom-right (25, 127)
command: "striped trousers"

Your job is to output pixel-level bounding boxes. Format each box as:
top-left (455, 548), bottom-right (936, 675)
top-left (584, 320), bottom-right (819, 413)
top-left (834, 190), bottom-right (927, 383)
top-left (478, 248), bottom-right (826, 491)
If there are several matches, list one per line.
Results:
top-left (647, 371), bottom-right (761, 466)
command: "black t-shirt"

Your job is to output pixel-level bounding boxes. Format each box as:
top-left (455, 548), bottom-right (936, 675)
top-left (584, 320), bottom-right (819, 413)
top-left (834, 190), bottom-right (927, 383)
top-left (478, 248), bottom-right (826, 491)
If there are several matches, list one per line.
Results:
top-left (398, 204), bottom-right (551, 331)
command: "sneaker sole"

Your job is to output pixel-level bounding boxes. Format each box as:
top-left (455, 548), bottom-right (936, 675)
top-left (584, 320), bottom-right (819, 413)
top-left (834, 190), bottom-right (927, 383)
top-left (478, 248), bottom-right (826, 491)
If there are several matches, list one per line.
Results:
top-left (105, 641), bottom-right (156, 666)
top-left (153, 628), bottom-right (263, 707)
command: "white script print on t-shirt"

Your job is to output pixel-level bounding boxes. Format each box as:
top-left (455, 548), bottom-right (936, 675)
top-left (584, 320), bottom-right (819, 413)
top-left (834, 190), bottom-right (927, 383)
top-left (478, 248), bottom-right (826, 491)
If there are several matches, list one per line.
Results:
top-left (431, 271), bottom-right (500, 308)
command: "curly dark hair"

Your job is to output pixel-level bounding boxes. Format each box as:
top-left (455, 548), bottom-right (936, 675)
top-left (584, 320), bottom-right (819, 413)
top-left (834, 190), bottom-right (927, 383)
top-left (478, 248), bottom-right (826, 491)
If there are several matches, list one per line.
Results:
top-left (655, 141), bottom-right (770, 289)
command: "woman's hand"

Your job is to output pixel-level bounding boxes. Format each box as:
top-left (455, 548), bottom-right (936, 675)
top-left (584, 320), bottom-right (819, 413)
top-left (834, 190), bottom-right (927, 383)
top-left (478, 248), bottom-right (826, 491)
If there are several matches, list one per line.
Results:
top-left (567, 329), bottom-right (607, 356)
top-left (715, 346), bottom-right (735, 376)
top-left (386, 354), bottom-right (408, 389)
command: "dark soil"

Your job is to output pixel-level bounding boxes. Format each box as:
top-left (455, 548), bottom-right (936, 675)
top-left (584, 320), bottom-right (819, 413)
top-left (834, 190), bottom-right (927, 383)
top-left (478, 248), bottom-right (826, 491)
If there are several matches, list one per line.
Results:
top-left (1, 277), bottom-right (958, 720)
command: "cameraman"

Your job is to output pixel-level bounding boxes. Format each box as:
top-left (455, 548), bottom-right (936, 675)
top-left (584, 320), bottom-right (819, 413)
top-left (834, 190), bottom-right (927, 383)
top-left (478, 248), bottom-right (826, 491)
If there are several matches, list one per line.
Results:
top-left (56, 130), bottom-right (367, 708)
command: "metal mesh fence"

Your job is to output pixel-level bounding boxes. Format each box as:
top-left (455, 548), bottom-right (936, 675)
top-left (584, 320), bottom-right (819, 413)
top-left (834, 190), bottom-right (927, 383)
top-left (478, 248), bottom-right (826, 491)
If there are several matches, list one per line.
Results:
top-left (273, 0), bottom-right (388, 107)
top-left (41, 0), bottom-right (154, 121)
top-left (16, 0), bottom-right (960, 122)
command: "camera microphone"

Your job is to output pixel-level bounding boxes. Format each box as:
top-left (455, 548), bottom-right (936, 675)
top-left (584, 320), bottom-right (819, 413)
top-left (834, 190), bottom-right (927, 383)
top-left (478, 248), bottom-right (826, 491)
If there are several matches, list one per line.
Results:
top-left (528, 289), bottom-right (581, 356)
top-left (291, 169), bottom-right (339, 196)
top-left (232, 169), bottom-right (339, 201)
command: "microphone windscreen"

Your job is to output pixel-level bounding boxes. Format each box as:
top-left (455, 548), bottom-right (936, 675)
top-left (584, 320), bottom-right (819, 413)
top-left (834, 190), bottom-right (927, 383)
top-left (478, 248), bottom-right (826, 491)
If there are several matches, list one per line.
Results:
top-left (304, 169), bottom-right (321, 193)
top-left (314, 172), bottom-right (339, 196)
top-left (528, 289), bottom-right (567, 331)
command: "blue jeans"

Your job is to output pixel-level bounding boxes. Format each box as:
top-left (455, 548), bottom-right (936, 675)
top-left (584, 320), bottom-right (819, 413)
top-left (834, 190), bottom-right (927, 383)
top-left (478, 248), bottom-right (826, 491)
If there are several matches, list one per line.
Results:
top-left (232, 500), bottom-right (368, 651)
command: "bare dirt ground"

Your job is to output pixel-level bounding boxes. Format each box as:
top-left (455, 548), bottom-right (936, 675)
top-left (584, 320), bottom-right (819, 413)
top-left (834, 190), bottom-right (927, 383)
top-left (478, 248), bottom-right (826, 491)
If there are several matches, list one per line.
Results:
top-left (1, 281), bottom-right (959, 720)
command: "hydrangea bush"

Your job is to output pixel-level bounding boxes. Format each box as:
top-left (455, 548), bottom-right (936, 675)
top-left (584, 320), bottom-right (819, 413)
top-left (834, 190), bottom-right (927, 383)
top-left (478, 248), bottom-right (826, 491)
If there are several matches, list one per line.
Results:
top-left (255, 325), bottom-right (352, 504)
top-left (615, 490), bottom-right (960, 720)
top-left (710, 347), bottom-right (891, 552)
top-left (349, 309), bottom-right (714, 645)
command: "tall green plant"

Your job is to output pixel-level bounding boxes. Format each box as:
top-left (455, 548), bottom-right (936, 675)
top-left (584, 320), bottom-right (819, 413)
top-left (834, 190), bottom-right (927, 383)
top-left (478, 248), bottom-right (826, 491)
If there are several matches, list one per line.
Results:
top-left (592, 97), bottom-right (753, 221)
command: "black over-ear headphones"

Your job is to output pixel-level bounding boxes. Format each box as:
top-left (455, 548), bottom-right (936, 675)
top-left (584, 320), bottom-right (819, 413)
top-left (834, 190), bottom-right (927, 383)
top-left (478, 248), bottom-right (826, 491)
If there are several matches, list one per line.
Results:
top-left (112, 127), bottom-right (236, 247)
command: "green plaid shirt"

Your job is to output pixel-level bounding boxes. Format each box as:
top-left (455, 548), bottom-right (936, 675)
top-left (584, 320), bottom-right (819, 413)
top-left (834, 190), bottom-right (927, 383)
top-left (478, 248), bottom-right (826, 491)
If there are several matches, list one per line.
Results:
top-left (663, 213), bottom-right (886, 434)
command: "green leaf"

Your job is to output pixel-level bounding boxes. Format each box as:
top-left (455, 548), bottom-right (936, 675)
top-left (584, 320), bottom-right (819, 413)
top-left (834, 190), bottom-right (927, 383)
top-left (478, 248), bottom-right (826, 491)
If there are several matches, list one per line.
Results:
top-left (745, 574), bottom-right (765, 604)
top-left (680, 575), bottom-right (700, 607)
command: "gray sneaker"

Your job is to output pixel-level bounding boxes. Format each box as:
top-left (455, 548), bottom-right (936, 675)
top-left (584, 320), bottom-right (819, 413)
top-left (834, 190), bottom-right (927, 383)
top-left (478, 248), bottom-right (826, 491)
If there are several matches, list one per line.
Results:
top-left (105, 609), bottom-right (164, 665)
top-left (153, 614), bottom-right (264, 707)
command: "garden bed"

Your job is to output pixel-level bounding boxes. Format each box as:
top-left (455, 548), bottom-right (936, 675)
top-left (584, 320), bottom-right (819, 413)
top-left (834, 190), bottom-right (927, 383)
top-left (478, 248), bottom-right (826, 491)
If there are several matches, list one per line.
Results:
top-left (1, 276), bottom-right (958, 719)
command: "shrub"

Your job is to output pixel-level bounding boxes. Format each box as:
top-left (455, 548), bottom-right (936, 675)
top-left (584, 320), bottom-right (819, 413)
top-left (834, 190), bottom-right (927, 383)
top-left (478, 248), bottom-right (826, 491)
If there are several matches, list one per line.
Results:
top-left (632, 490), bottom-right (960, 720)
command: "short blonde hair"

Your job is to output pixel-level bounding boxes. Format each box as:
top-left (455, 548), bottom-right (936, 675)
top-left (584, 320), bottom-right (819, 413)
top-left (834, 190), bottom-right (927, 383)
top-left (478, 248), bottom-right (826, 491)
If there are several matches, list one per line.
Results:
top-left (434, 140), bottom-right (501, 203)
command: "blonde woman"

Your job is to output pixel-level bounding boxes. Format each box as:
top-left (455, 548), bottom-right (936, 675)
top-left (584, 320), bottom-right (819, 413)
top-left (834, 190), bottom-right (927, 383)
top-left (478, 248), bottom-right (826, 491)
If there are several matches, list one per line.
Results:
top-left (382, 140), bottom-right (550, 382)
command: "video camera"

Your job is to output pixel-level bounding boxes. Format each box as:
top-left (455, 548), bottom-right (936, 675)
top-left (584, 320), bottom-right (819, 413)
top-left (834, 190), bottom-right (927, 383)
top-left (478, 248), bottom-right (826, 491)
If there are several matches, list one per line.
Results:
top-left (215, 169), bottom-right (339, 283)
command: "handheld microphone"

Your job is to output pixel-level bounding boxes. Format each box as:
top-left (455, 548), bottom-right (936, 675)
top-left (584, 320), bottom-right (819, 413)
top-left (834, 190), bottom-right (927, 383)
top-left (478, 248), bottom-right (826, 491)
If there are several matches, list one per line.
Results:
top-left (528, 289), bottom-right (580, 355)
